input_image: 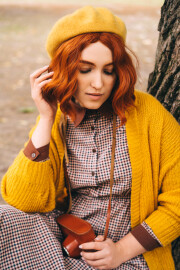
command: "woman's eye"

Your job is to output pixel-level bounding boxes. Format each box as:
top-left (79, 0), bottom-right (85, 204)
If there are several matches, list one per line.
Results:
top-left (79, 68), bottom-right (114, 75)
top-left (79, 69), bottom-right (91, 74)
top-left (104, 70), bottom-right (114, 75)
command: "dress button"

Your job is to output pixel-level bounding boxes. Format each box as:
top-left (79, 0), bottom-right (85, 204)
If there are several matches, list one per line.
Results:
top-left (92, 171), bottom-right (95, 176)
top-left (31, 153), bottom-right (36, 158)
top-left (91, 126), bottom-right (95, 131)
top-left (92, 149), bottom-right (96, 153)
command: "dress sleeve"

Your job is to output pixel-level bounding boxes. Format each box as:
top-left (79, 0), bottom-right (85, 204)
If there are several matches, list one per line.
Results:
top-left (23, 139), bottom-right (49, 162)
top-left (131, 222), bottom-right (161, 251)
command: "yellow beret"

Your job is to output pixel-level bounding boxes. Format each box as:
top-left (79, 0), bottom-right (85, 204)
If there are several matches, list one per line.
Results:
top-left (46, 6), bottom-right (127, 59)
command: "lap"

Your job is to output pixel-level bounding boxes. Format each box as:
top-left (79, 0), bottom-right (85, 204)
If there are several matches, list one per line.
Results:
top-left (0, 205), bottom-right (94, 270)
top-left (0, 205), bottom-right (66, 269)
top-left (0, 205), bottom-right (148, 270)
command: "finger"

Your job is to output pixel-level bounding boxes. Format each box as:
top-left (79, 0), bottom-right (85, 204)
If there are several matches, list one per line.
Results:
top-left (35, 71), bottom-right (54, 84)
top-left (39, 78), bottom-right (53, 89)
top-left (95, 235), bottom-right (104, 242)
top-left (30, 65), bottom-right (49, 83)
top-left (85, 258), bottom-right (106, 269)
top-left (80, 241), bottom-right (104, 251)
top-left (31, 79), bottom-right (52, 100)
top-left (81, 249), bottom-right (104, 261)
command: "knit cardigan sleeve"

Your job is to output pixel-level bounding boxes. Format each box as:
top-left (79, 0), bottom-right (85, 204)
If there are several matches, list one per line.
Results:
top-left (136, 92), bottom-right (180, 247)
top-left (1, 110), bottom-right (65, 213)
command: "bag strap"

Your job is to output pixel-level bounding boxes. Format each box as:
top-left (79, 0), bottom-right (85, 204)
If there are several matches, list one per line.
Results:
top-left (63, 158), bottom-right (72, 213)
top-left (104, 113), bottom-right (116, 240)
top-left (64, 113), bottom-right (116, 240)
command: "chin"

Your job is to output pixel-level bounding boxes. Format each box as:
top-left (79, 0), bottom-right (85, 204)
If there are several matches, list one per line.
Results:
top-left (84, 102), bottom-right (102, 110)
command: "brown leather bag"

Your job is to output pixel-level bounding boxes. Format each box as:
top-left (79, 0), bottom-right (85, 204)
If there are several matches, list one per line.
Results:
top-left (57, 114), bottom-right (116, 258)
top-left (57, 214), bottom-right (96, 257)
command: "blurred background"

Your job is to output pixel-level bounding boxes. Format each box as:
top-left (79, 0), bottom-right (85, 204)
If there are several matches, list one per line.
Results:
top-left (0, 0), bottom-right (164, 203)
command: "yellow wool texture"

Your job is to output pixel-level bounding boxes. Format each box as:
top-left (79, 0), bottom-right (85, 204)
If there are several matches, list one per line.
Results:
top-left (46, 6), bottom-right (127, 59)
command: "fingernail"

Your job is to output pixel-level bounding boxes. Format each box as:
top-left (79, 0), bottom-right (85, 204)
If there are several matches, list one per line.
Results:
top-left (79, 245), bottom-right (82, 249)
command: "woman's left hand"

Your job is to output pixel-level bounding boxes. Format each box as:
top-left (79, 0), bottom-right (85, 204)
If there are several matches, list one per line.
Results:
top-left (80, 235), bottom-right (122, 269)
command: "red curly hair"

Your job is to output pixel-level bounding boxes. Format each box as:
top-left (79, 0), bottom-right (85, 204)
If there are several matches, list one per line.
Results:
top-left (42, 32), bottom-right (137, 125)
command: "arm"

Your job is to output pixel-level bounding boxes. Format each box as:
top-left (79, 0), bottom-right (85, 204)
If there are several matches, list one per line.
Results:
top-left (80, 233), bottom-right (146, 269)
top-left (23, 139), bottom-right (49, 162)
top-left (31, 117), bottom-right (54, 148)
top-left (143, 110), bottom-right (180, 246)
top-left (1, 66), bottom-right (60, 212)
top-left (117, 232), bottom-right (147, 262)
top-left (30, 65), bottom-right (56, 148)
top-left (80, 221), bottom-right (161, 269)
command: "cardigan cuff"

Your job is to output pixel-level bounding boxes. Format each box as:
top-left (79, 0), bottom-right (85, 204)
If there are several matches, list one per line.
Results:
top-left (131, 223), bottom-right (161, 251)
top-left (23, 139), bottom-right (49, 162)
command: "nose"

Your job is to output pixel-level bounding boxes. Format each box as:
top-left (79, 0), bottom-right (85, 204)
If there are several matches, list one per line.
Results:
top-left (91, 71), bottom-right (103, 90)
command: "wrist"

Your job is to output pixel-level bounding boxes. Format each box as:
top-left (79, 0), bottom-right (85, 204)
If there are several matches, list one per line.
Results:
top-left (31, 116), bottom-right (54, 148)
top-left (115, 240), bottom-right (127, 265)
top-left (115, 232), bottom-right (147, 264)
top-left (39, 115), bottom-right (55, 125)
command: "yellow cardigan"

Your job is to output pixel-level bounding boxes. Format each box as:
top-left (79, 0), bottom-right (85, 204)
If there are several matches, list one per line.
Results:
top-left (1, 90), bottom-right (180, 269)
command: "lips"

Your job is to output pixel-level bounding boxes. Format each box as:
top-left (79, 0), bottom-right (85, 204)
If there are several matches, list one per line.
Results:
top-left (86, 93), bottom-right (103, 101)
top-left (86, 93), bottom-right (102, 96)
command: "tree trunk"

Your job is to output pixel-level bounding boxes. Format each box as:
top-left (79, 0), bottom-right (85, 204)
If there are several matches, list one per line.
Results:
top-left (147, 0), bottom-right (180, 123)
top-left (147, 0), bottom-right (180, 268)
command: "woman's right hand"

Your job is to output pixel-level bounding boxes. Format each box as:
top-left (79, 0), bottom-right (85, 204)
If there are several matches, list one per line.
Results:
top-left (30, 65), bottom-right (57, 121)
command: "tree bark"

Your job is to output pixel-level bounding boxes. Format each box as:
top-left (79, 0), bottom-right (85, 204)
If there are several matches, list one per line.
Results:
top-left (147, 0), bottom-right (180, 268)
top-left (147, 0), bottom-right (180, 123)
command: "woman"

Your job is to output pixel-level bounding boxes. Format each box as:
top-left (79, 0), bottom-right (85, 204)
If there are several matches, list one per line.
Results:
top-left (1, 6), bottom-right (179, 270)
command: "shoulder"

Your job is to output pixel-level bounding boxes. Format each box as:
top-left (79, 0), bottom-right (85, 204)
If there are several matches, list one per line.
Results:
top-left (133, 89), bottom-right (173, 122)
top-left (134, 89), bottom-right (164, 111)
top-left (133, 90), bottom-right (179, 136)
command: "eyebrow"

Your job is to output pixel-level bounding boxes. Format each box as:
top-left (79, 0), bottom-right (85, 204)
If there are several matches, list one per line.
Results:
top-left (79, 60), bottom-right (114, 67)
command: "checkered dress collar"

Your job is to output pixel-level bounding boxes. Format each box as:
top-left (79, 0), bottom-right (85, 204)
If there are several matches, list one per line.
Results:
top-left (70, 98), bottom-right (114, 127)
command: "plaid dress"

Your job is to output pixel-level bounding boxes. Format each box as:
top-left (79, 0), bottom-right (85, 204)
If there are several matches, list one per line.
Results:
top-left (0, 110), bottom-right (152, 269)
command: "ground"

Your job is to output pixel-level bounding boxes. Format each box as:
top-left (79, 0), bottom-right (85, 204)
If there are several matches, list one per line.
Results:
top-left (0, 2), bottom-right (161, 203)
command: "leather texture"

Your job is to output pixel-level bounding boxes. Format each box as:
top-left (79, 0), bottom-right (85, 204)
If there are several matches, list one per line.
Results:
top-left (57, 214), bottom-right (96, 257)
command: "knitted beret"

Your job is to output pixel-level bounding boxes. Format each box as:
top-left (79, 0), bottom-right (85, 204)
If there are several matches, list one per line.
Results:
top-left (46, 6), bottom-right (127, 59)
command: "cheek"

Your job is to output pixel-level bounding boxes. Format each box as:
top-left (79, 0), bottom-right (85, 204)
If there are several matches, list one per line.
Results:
top-left (107, 76), bottom-right (116, 90)
top-left (77, 75), bottom-right (89, 88)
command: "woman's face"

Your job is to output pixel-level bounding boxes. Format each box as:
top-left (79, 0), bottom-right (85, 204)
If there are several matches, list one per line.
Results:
top-left (74, 41), bottom-right (116, 110)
